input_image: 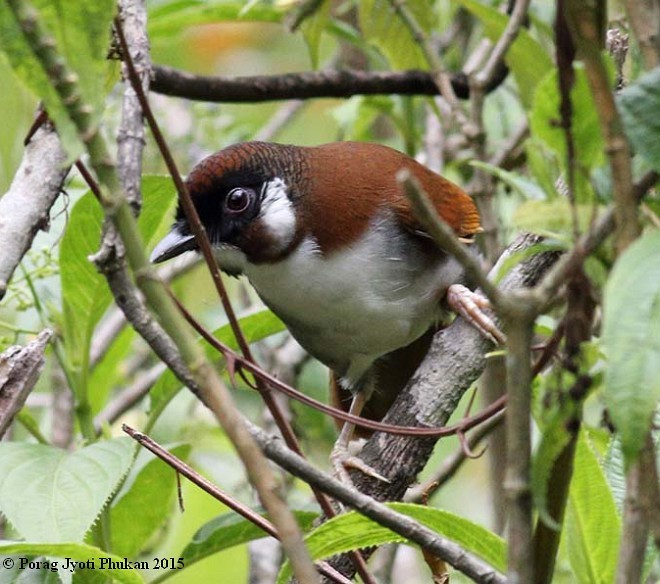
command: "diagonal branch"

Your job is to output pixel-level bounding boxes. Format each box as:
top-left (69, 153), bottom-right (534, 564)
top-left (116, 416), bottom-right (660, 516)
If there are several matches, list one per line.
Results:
top-left (0, 123), bottom-right (68, 300)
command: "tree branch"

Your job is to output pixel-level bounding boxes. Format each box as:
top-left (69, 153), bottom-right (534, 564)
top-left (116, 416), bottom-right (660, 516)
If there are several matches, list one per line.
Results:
top-left (0, 330), bottom-right (52, 438)
top-left (151, 65), bottom-right (495, 103)
top-left (0, 123), bottom-right (68, 300)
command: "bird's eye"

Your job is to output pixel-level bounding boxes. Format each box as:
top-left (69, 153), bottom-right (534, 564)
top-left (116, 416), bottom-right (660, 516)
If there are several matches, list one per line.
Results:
top-left (225, 188), bottom-right (252, 213)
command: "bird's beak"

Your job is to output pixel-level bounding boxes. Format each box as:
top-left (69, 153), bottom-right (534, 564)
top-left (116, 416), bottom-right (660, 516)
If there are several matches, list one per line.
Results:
top-left (150, 228), bottom-right (197, 263)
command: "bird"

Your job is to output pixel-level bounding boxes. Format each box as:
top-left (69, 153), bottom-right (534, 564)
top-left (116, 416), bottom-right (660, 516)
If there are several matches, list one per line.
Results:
top-left (151, 141), bottom-right (502, 481)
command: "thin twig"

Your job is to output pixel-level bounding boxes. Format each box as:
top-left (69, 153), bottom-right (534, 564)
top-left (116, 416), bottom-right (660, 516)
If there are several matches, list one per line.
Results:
top-left (406, 409), bottom-right (505, 502)
top-left (173, 293), bottom-right (508, 438)
top-left (474, 0), bottom-right (530, 89)
top-left (122, 425), bottom-right (352, 584)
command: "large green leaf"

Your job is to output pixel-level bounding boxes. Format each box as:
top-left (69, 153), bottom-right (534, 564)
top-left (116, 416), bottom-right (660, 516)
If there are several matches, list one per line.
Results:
top-left (530, 67), bottom-right (605, 180)
top-left (0, 0), bottom-right (115, 160)
top-left (618, 66), bottom-right (660, 173)
top-left (456, 0), bottom-right (552, 107)
top-left (565, 433), bottom-right (620, 584)
top-left (176, 510), bottom-right (317, 572)
top-left (358, 0), bottom-right (434, 69)
top-left (0, 542), bottom-right (144, 584)
top-left (110, 444), bottom-right (191, 557)
top-left (60, 191), bottom-right (109, 392)
top-left (276, 502), bottom-right (506, 584)
top-left (0, 439), bottom-right (134, 542)
top-left (602, 229), bottom-right (660, 462)
top-left (60, 176), bottom-right (176, 396)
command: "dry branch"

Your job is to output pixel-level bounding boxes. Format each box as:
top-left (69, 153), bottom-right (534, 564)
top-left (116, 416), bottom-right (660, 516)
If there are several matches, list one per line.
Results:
top-left (0, 124), bottom-right (68, 299)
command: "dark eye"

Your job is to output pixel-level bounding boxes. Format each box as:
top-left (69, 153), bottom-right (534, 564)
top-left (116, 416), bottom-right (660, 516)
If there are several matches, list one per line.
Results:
top-left (225, 188), bottom-right (253, 213)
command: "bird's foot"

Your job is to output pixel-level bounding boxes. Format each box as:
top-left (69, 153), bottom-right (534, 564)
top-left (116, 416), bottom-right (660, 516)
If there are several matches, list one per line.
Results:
top-left (447, 284), bottom-right (506, 345)
top-left (330, 441), bottom-right (390, 485)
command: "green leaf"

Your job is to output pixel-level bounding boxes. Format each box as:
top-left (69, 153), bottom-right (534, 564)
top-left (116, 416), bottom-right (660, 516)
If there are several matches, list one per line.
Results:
top-left (531, 415), bottom-right (574, 530)
top-left (277, 502), bottom-right (506, 584)
top-left (358, 0), bottom-right (433, 69)
top-left (530, 67), bottom-right (605, 178)
top-left (60, 176), bottom-right (176, 397)
top-left (491, 240), bottom-right (567, 285)
top-left (456, 0), bottom-right (553, 107)
top-left (148, 309), bottom-right (286, 420)
top-left (111, 444), bottom-right (191, 557)
top-left (618, 66), bottom-right (660, 173)
top-left (0, 439), bottom-right (134, 542)
top-left (602, 229), bottom-right (660, 462)
top-left (60, 192), bottom-right (110, 392)
top-left (470, 160), bottom-right (547, 200)
top-left (0, 0), bottom-right (116, 160)
top-left (179, 510), bottom-right (317, 569)
top-left (148, 1), bottom-right (284, 39)
top-left (89, 326), bottom-right (136, 414)
top-left (565, 433), bottom-right (620, 584)
top-left (0, 542), bottom-right (144, 584)
top-left (139, 175), bottom-right (178, 250)
top-left (512, 199), bottom-right (605, 236)
top-left (300, 0), bottom-right (331, 69)
top-left (525, 137), bottom-right (563, 200)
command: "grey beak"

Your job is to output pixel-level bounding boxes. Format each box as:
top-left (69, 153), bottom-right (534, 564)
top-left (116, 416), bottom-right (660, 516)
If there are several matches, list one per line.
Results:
top-left (150, 229), bottom-right (197, 263)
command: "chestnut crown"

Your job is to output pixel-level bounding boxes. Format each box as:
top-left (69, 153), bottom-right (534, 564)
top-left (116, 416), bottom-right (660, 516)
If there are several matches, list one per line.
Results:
top-left (150, 141), bottom-right (481, 264)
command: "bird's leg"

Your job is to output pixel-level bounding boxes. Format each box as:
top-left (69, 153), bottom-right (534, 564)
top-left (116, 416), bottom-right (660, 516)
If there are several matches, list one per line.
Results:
top-left (447, 283), bottom-right (506, 345)
top-left (330, 390), bottom-right (390, 484)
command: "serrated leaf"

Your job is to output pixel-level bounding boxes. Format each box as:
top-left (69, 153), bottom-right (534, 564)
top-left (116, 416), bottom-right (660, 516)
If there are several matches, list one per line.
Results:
top-left (148, 1), bottom-right (284, 39)
top-left (602, 230), bottom-right (660, 462)
top-left (179, 510), bottom-right (317, 569)
top-left (358, 0), bottom-right (432, 69)
top-left (618, 66), bottom-right (660, 173)
top-left (456, 0), bottom-right (552, 107)
top-left (0, 0), bottom-right (115, 160)
top-left (530, 67), bottom-right (605, 178)
top-left (565, 433), bottom-right (620, 584)
top-left (277, 502), bottom-right (506, 583)
top-left (110, 444), bottom-right (191, 557)
top-left (532, 415), bottom-right (574, 530)
top-left (148, 309), bottom-right (286, 419)
top-left (0, 439), bottom-right (134, 542)
top-left (0, 542), bottom-right (144, 584)
top-left (603, 437), bottom-right (626, 512)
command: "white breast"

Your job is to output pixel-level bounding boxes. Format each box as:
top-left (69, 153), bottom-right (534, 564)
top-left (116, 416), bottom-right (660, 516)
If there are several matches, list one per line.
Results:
top-left (243, 216), bottom-right (465, 386)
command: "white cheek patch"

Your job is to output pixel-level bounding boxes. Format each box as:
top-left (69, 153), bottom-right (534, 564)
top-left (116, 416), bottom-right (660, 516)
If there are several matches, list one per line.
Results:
top-left (259, 178), bottom-right (296, 250)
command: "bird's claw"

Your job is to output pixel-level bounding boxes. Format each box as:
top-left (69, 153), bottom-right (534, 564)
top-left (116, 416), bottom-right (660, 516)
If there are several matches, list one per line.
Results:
top-left (447, 284), bottom-right (506, 345)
